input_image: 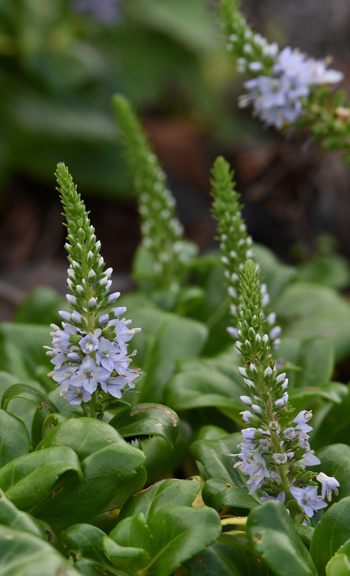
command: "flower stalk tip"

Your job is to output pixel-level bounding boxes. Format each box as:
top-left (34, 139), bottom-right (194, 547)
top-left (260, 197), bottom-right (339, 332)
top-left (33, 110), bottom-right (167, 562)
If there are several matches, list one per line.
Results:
top-left (46, 163), bottom-right (140, 414)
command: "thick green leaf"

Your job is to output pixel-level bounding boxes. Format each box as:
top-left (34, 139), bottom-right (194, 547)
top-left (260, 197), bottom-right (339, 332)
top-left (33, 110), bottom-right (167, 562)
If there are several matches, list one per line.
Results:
top-left (108, 505), bottom-right (221, 576)
top-left (118, 477), bottom-right (202, 522)
top-left (202, 479), bottom-right (259, 513)
top-left (105, 514), bottom-right (152, 574)
top-left (109, 402), bottom-right (179, 447)
top-left (32, 442), bottom-right (145, 530)
top-left (326, 554), bottom-right (350, 576)
top-left (0, 372), bottom-right (50, 438)
top-left (165, 367), bottom-right (243, 422)
top-left (140, 418), bottom-right (192, 484)
top-left (0, 525), bottom-right (82, 576)
top-left (103, 465), bottom-right (148, 511)
top-left (35, 417), bottom-right (125, 459)
top-left (60, 524), bottom-right (119, 576)
top-left (184, 533), bottom-right (270, 576)
top-left (190, 433), bottom-right (245, 486)
top-left (1, 384), bottom-right (59, 415)
top-left (0, 446), bottom-right (82, 511)
top-left (326, 540), bottom-right (350, 575)
top-left (103, 536), bottom-right (150, 575)
top-left (310, 496), bottom-right (350, 574)
top-left (246, 501), bottom-right (318, 576)
top-left (146, 505), bottom-right (222, 575)
top-left (32, 420), bottom-right (146, 529)
top-left (0, 489), bottom-right (45, 539)
top-left (0, 410), bottom-right (30, 467)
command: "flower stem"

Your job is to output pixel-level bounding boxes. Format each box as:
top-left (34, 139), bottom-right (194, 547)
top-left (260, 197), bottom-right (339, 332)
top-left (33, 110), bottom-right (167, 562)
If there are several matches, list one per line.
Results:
top-left (89, 390), bottom-right (98, 418)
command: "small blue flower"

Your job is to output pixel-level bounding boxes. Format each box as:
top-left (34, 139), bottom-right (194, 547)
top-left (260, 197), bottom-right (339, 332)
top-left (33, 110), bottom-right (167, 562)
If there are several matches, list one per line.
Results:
top-left (69, 356), bottom-right (110, 394)
top-left (316, 472), bottom-right (340, 502)
top-left (290, 485), bottom-right (328, 517)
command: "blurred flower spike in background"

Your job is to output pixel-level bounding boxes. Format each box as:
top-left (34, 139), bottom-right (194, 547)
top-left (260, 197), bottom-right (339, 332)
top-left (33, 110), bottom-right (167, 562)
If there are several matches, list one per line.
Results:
top-left (71, 0), bottom-right (123, 24)
top-left (222, 0), bottom-right (344, 129)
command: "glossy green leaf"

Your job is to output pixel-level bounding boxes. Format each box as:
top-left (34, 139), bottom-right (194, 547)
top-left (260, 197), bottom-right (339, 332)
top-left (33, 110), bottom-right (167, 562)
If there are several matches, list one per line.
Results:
top-left (109, 505), bottom-right (221, 576)
top-left (146, 505), bottom-right (222, 575)
top-left (1, 384), bottom-right (59, 416)
top-left (0, 525), bottom-right (82, 576)
top-left (184, 533), bottom-right (270, 576)
top-left (41, 413), bottom-right (71, 439)
top-left (104, 465), bottom-right (148, 511)
top-left (202, 479), bottom-right (259, 513)
top-left (103, 536), bottom-right (150, 575)
top-left (0, 446), bottom-right (82, 510)
top-left (140, 419), bottom-right (192, 484)
top-left (32, 420), bottom-right (146, 530)
top-left (0, 410), bottom-right (30, 467)
top-left (190, 433), bottom-right (245, 486)
top-left (327, 554), bottom-right (350, 576)
top-left (35, 417), bottom-right (126, 459)
top-left (0, 372), bottom-right (51, 439)
top-left (60, 524), bottom-right (119, 576)
top-left (118, 477), bottom-right (202, 522)
top-left (109, 402), bottom-right (179, 447)
top-left (105, 513), bottom-right (152, 574)
top-left (0, 489), bottom-right (45, 539)
top-left (310, 496), bottom-right (350, 574)
top-left (246, 501), bottom-right (318, 576)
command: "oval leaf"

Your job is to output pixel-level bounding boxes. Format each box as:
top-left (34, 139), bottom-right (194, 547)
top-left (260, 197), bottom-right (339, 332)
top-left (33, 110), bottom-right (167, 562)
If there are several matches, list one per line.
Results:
top-left (109, 402), bottom-right (179, 447)
top-left (0, 446), bottom-right (83, 511)
top-left (246, 500), bottom-right (318, 576)
top-left (0, 525), bottom-right (81, 576)
top-left (1, 384), bottom-right (59, 414)
top-left (202, 479), bottom-right (259, 513)
top-left (310, 496), bottom-right (350, 574)
top-left (0, 410), bottom-right (30, 467)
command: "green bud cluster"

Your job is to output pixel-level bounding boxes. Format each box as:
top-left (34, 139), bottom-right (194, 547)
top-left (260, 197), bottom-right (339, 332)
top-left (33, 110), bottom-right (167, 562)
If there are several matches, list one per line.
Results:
top-left (219, 0), bottom-right (277, 75)
top-left (113, 95), bottom-right (197, 295)
top-left (56, 163), bottom-right (117, 335)
top-left (210, 157), bottom-right (253, 328)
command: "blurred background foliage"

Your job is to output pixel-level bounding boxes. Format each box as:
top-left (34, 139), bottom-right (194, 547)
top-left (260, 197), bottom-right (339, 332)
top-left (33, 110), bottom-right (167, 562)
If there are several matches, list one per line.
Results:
top-left (0, 0), bottom-right (232, 197)
top-left (1, 0), bottom-right (350, 321)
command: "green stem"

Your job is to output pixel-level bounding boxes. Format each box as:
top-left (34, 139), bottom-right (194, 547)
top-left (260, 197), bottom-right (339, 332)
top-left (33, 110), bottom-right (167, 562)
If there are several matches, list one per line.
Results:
top-left (89, 390), bottom-right (98, 418)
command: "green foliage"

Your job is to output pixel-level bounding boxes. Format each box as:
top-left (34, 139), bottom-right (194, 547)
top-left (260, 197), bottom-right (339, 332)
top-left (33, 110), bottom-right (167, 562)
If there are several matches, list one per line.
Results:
top-left (246, 501), bottom-right (318, 576)
top-left (113, 95), bottom-right (197, 305)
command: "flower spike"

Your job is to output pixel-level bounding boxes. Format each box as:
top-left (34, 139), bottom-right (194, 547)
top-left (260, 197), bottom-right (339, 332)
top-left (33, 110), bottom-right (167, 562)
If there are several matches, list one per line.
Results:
top-left (232, 259), bottom-right (339, 519)
top-left (45, 163), bottom-right (140, 416)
